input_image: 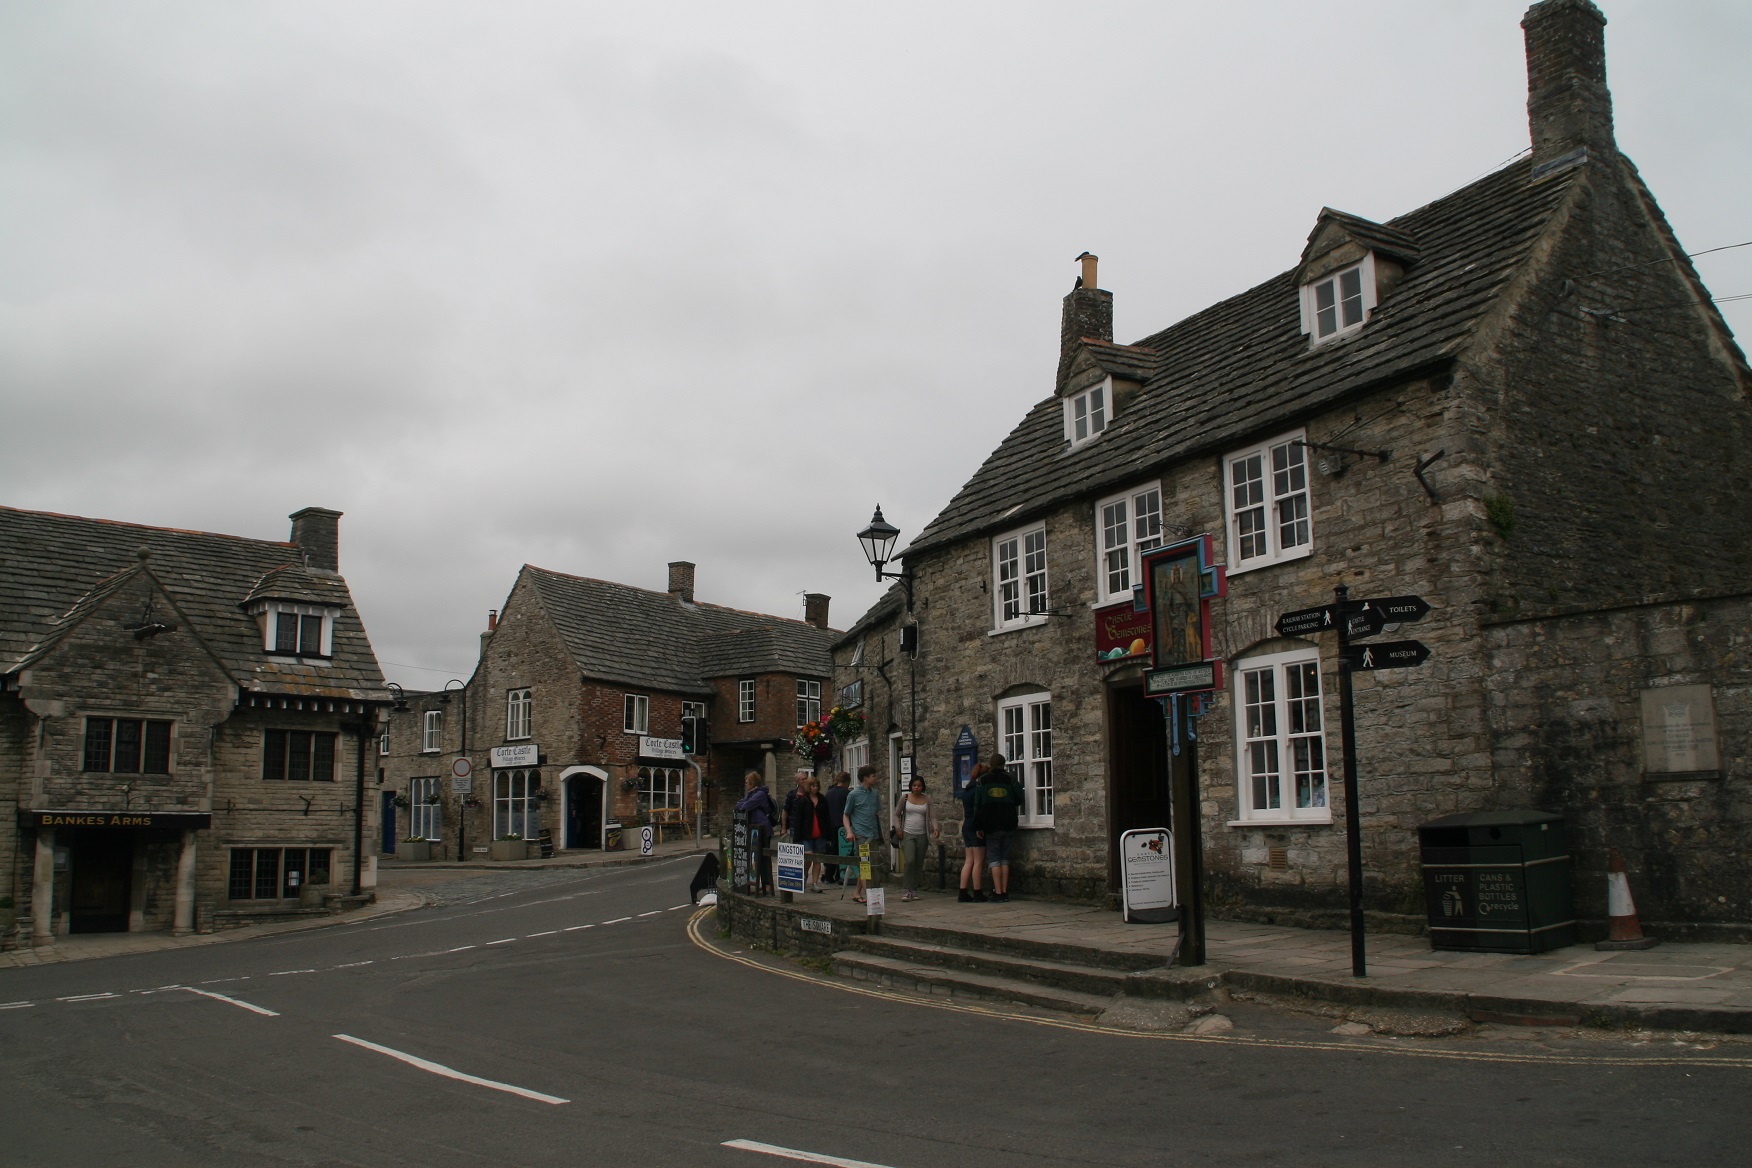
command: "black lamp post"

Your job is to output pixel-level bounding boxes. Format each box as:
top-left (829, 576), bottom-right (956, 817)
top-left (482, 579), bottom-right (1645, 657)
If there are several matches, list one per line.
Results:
top-left (857, 506), bottom-right (913, 613)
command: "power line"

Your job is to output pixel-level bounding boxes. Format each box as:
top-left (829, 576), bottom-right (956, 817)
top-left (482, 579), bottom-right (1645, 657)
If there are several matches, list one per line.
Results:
top-left (1573, 240), bottom-right (1752, 282)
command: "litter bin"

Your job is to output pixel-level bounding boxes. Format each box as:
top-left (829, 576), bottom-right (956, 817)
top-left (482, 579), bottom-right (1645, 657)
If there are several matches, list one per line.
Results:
top-left (1418, 810), bottom-right (1576, 954)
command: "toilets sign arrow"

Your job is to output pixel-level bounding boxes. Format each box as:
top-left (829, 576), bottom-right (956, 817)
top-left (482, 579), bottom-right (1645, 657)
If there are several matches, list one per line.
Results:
top-left (1342, 640), bottom-right (1431, 671)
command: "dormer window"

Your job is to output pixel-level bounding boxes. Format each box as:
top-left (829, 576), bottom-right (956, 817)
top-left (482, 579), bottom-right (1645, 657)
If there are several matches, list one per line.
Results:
top-left (253, 601), bottom-right (335, 658)
top-left (1065, 380), bottom-right (1109, 446)
top-left (1301, 255), bottom-right (1377, 343)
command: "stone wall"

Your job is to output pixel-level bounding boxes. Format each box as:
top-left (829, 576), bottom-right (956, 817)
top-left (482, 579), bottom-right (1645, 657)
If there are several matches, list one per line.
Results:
top-left (1484, 593), bottom-right (1752, 939)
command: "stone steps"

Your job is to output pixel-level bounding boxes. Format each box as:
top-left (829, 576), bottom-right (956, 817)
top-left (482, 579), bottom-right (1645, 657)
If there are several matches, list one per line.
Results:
top-left (831, 949), bottom-right (1117, 1016)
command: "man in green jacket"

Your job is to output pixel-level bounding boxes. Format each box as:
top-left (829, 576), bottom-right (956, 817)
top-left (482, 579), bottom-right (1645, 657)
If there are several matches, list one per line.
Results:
top-left (973, 754), bottom-right (1025, 902)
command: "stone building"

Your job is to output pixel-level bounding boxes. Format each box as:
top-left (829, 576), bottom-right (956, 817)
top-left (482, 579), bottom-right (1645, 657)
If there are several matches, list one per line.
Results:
top-left (0, 505), bottom-right (388, 947)
top-left (379, 560), bottom-right (836, 859)
top-left (862, 0), bottom-right (1752, 935)
top-left (828, 584), bottom-right (911, 807)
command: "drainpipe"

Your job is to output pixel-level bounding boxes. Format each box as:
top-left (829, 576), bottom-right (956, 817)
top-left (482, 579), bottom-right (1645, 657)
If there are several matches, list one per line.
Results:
top-left (352, 717), bottom-right (370, 895)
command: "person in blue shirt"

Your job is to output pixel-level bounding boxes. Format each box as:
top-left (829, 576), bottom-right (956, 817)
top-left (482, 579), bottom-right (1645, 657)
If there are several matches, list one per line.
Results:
top-left (840, 764), bottom-right (886, 903)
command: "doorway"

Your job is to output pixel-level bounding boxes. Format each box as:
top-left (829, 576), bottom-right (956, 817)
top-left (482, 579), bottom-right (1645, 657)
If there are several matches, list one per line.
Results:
top-left (380, 791), bottom-right (397, 854)
top-left (68, 832), bottom-right (133, 934)
top-left (1105, 682), bottom-right (1173, 892)
top-left (565, 773), bottom-right (605, 849)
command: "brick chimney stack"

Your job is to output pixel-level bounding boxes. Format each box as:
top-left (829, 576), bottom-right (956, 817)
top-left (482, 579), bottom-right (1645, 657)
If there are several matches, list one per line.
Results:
top-left (1058, 252), bottom-right (1112, 391)
top-left (803, 593), bottom-right (831, 630)
top-left (668, 561), bottom-right (696, 604)
top-left (1523, 0), bottom-right (1614, 175)
top-left (289, 507), bottom-right (342, 572)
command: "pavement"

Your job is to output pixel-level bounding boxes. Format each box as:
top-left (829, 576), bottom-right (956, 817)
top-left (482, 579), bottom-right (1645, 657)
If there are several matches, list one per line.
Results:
top-left (742, 882), bottom-right (1752, 1034)
top-left (0, 838), bottom-right (710, 969)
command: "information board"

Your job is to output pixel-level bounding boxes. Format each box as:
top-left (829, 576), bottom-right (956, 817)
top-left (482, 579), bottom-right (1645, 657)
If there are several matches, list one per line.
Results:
top-left (1119, 827), bottom-right (1177, 924)
top-left (776, 841), bottom-right (806, 895)
top-left (731, 809), bottom-right (752, 894)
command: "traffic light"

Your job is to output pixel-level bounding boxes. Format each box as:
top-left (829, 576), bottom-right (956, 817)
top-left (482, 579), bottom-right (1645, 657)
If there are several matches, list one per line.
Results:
top-left (681, 715), bottom-right (709, 755)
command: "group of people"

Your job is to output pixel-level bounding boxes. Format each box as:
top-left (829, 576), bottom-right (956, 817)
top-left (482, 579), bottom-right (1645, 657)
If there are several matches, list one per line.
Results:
top-left (731, 754), bottom-right (1027, 906)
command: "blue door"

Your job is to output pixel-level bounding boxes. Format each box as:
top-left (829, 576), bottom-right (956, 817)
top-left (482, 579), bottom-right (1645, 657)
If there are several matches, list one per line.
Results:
top-left (380, 791), bottom-right (397, 854)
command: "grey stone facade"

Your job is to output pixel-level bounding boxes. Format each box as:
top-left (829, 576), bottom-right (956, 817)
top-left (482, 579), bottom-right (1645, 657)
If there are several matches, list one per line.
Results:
top-left (843, 0), bottom-right (1752, 935)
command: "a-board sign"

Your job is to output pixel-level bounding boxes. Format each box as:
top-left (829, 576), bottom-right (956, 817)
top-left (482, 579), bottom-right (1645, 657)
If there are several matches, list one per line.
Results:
top-left (865, 887), bottom-right (886, 916)
top-left (1342, 640), bottom-right (1431, 671)
top-left (776, 841), bottom-right (806, 894)
top-left (639, 825), bottom-right (655, 856)
top-left (731, 809), bottom-right (752, 893)
top-left (1145, 662), bottom-right (1221, 696)
top-left (1119, 828), bottom-right (1177, 924)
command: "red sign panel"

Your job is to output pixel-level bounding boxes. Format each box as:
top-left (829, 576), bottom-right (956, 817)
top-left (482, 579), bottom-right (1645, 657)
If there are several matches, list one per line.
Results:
top-left (1095, 600), bottom-right (1152, 661)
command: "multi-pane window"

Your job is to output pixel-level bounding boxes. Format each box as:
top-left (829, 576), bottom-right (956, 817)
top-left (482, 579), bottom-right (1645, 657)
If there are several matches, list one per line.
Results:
top-left (83, 717), bottom-right (172, 774)
top-left (494, 769), bottom-right (540, 839)
top-left (228, 847), bottom-right (331, 900)
top-left (423, 710), bottom-right (442, 752)
top-left (408, 776), bottom-right (441, 839)
top-left (265, 605), bottom-right (330, 657)
top-left (999, 694), bottom-right (1053, 826)
top-left (993, 525), bottom-right (1049, 628)
top-left (1065, 382), bottom-right (1108, 446)
top-left (738, 679), bottom-right (756, 723)
top-left (1226, 433), bottom-right (1311, 572)
top-left (638, 766), bottom-right (684, 815)
top-left (507, 688), bottom-right (532, 740)
top-left (1095, 485), bottom-right (1164, 603)
top-left (1236, 649), bottom-right (1329, 821)
top-left (623, 694), bottom-right (649, 735)
top-left (796, 679), bottom-right (822, 727)
top-left (842, 738), bottom-right (869, 776)
top-left (262, 730), bottom-right (338, 781)
top-left (1311, 264), bottom-right (1367, 340)
top-left (379, 729), bottom-right (390, 757)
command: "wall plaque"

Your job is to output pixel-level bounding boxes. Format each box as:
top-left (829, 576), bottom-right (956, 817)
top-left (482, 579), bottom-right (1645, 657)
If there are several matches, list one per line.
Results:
top-left (1640, 685), bottom-right (1719, 774)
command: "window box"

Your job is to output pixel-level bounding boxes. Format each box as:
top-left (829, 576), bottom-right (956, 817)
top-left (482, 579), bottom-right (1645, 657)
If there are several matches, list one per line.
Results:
top-left (395, 839), bottom-right (431, 863)
top-left (489, 838), bottom-right (530, 862)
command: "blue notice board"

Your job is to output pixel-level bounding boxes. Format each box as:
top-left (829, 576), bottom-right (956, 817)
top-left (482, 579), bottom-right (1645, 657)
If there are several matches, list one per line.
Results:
top-left (952, 724), bottom-right (979, 797)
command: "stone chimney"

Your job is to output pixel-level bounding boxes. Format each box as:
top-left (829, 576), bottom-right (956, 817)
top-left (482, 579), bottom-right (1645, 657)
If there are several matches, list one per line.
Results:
top-left (1523, 0), bottom-right (1614, 176)
top-left (289, 507), bottom-right (342, 572)
top-left (803, 593), bottom-right (831, 630)
top-left (668, 561), bottom-right (696, 603)
top-left (487, 609), bottom-right (498, 632)
top-left (1058, 252), bottom-right (1113, 391)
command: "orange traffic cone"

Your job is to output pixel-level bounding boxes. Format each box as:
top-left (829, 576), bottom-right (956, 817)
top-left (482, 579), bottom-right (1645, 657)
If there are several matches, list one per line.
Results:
top-left (1595, 849), bottom-right (1659, 951)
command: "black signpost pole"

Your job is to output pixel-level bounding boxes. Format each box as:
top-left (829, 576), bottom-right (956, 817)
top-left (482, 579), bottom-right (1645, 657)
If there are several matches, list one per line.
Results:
top-left (1334, 584), bottom-right (1367, 978)
top-left (1168, 695), bottom-right (1206, 966)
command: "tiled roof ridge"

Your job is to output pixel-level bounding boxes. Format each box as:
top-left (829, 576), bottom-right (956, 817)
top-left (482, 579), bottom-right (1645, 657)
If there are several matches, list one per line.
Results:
top-left (0, 503), bottom-right (299, 551)
top-left (524, 562), bottom-right (837, 633)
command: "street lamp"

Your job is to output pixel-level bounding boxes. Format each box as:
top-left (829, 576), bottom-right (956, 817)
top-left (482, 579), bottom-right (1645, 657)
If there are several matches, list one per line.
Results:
top-left (857, 506), bottom-right (913, 613)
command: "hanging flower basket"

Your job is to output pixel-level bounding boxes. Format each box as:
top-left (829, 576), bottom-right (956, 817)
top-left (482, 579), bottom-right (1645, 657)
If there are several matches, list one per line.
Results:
top-left (792, 705), bottom-right (866, 763)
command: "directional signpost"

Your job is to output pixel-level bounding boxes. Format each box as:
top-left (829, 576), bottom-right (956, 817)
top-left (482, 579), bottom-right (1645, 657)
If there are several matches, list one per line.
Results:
top-left (1275, 586), bottom-right (1433, 978)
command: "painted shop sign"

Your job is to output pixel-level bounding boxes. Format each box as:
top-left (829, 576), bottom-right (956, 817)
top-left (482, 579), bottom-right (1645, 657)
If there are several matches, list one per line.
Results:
top-left (20, 811), bottom-right (212, 830)
top-left (638, 736), bottom-right (686, 761)
top-left (1094, 600), bottom-right (1152, 662)
top-left (490, 744), bottom-right (540, 769)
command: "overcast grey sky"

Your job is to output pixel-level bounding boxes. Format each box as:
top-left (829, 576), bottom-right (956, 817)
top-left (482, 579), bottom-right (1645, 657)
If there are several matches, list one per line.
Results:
top-left (3, 1), bottom-right (1748, 688)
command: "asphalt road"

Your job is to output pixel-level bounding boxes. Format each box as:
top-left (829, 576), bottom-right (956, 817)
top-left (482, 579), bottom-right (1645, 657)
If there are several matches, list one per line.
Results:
top-left (2, 857), bottom-right (1748, 1167)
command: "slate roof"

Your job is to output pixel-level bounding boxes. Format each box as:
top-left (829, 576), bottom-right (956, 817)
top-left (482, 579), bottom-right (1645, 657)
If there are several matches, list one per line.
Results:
top-left (522, 565), bottom-right (838, 695)
top-left (245, 564), bottom-right (353, 607)
top-left (0, 505), bottom-right (386, 700)
top-left (833, 584), bottom-right (906, 651)
top-left (1302, 207), bottom-right (1423, 268)
top-left (904, 158), bottom-right (1576, 559)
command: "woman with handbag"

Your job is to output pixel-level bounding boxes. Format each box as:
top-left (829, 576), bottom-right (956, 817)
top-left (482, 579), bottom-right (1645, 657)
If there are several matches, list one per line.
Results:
top-left (890, 774), bottom-right (941, 902)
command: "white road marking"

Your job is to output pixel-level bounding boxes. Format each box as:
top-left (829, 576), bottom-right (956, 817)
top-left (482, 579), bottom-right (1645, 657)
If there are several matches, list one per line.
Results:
top-left (637, 910), bottom-right (663, 918)
top-left (179, 987), bottom-right (280, 1017)
top-left (526, 930), bottom-right (558, 937)
top-left (268, 969), bottom-right (317, 976)
top-left (603, 916), bottom-right (632, 924)
top-left (332, 1034), bottom-right (568, 1105)
top-left (0, 1001), bottom-right (35, 1010)
top-left (446, 945), bottom-right (477, 953)
top-left (486, 938), bottom-right (516, 946)
top-left (57, 993), bottom-right (118, 1002)
top-left (669, 903), bottom-right (691, 910)
top-left (199, 977), bottom-right (248, 984)
top-left (564, 925), bottom-right (593, 931)
top-left (722, 1139), bottom-right (897, 1167)
top-left (335, 961), bottom-right (376, 968)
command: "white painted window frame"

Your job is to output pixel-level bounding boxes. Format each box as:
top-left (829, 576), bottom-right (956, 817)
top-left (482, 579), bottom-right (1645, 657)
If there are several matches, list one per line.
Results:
top-left (992, 523), bottom-right (1049, 631)
top-left (737, 679), bottom-right (756, 723)
top-left (1093, 483), bottom-right (1165, 605)
top-left (1224, 429), bottom-right (1312, 575)
top-left (410, 776), bottom-right (442, 840)
top-left (997, 691), bottom-right (1054, 828)
top-left (506, 687), bottom-right (533, 741)
top-left (1299, 254), bottom-right (1377, 343)
top-left (796, 679), bottom-right (822, 727)
top-left (422, 710), bottom-right (442, 753)
top-left (493, 769), bottom-right (539, 840)
top-left (623, 693), bottom-right (649, 735)
top-left (258, 602), bottom-right (335, 658)
top-left (1231, 646), bottom-right (1331, 825)
top-left (1063, 377), bottom-right (1111, 447)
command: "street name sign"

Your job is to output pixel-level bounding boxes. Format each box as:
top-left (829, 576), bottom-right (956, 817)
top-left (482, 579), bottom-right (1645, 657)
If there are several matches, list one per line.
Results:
top-left (1343, 640), bottom-right (1431, 671)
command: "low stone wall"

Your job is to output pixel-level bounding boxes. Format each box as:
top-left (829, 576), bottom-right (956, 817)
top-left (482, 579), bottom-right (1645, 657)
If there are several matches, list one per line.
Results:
top-left (715, 888), bottom-right (870, 960)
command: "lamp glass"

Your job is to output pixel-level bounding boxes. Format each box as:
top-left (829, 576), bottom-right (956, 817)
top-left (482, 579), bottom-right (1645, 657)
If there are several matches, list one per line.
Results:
top-left (857, 509), bottom-right (900, 570)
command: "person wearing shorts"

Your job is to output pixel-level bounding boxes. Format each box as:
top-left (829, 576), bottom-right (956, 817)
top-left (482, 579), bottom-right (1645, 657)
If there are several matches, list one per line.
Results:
top-left (973, 754), bottom-right (1024, 902)
top-left (957, 761), bottom-right (988, 902)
